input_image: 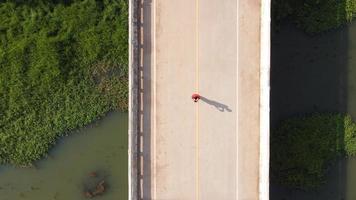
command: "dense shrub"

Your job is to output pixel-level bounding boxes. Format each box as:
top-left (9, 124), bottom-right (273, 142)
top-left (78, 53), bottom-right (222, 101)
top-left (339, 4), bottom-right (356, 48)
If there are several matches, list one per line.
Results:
top-left (272, 0), bottom-right (356, 33)
top-left (0, 0), bottom-right (128, 166)
top-left (271, 113), bottom-right (356, 189)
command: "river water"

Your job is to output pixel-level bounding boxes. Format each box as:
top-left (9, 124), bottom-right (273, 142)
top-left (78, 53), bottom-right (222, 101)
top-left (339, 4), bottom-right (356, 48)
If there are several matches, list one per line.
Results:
top-left (0, 112), bottom-right (127, 200)
top-left (271, 21), bottom-right (356, 200)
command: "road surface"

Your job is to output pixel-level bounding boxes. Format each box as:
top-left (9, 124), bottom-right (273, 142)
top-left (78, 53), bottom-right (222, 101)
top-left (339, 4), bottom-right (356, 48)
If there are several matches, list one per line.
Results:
top-left (139, 0), bottom-right (268, 199)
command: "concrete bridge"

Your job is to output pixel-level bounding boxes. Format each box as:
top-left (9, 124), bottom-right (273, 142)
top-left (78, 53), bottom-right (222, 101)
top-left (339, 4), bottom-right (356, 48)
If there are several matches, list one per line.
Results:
top-left (129, 0), bottom-right (270, 199)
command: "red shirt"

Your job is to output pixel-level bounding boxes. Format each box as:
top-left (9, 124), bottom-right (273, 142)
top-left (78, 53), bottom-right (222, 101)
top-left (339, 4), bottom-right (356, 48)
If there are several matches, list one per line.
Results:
top-left (192, 94), bottom-right (201, 99)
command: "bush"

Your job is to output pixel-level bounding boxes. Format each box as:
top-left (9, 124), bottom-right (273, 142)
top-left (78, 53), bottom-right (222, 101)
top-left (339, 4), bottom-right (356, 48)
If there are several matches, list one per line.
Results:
top-left (271, 113), bottom-right (356, 189)
top-left (272, 0), bottom-right (356, 33)
top-left (0, 0), bottom-right (128, 166)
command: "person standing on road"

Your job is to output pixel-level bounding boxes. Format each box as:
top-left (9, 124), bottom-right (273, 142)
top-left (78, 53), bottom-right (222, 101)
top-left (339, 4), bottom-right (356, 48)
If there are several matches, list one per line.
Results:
top-left (192, 93), bottom-right (201, 102)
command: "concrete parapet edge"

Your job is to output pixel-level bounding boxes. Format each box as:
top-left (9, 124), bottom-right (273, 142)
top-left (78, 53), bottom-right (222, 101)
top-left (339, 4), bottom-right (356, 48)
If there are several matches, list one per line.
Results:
top-left (128, 0), bottom-right (139, 199)
top-left (259, 0), bottom-right (271, 199)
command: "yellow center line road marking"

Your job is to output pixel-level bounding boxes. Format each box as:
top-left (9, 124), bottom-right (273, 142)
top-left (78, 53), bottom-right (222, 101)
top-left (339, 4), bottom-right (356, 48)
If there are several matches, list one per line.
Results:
top-left (235, 1), bottom-right (239, 199)
top-left (195, 0), bottom-right (200, 199)
top-left (195, 104), bottom-right (199, 200)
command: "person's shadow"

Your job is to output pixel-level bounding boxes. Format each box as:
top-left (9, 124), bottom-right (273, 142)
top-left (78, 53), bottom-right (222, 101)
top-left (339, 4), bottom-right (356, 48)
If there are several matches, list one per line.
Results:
top-left (200, 96), bottom-right (232, 112)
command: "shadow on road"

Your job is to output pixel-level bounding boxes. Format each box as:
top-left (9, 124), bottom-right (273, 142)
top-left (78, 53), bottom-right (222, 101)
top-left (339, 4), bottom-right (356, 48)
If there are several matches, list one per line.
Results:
top-left (200, 97), bottom-right (232, 112)
top-left (140, 0), bottom-right (152, 199)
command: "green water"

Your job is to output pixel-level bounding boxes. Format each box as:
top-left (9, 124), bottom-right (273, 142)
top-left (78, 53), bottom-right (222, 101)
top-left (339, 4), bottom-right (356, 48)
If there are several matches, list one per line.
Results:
top-left (0, 112), bottom-right (128, 200)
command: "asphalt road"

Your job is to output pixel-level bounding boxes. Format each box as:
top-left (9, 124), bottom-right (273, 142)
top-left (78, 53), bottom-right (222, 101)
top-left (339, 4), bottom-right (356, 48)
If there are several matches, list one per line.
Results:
top-left (141, 0), bottom-right (263, 199)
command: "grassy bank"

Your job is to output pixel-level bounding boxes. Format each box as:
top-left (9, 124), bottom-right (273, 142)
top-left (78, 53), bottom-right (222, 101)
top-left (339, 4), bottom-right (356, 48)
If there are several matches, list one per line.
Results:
top-left (0, 0), bottom-right (128, 166)
top-left (272, 0), bottom-right (356, 33)
top-left (271, 113), bottom-right (356, 189)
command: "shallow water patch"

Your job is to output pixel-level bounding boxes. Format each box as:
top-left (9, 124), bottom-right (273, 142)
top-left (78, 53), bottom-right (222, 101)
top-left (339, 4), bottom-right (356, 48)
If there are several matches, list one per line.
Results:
top-left (0, 112), bottom-right (127, 200)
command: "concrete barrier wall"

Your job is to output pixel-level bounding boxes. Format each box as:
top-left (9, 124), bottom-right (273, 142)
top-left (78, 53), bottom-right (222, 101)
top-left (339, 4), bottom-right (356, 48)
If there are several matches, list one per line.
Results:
top-left (259, 0), bottom-right (271, 199)
top-left (237, 0), bottom-right (270, 199)
top-left (128, 0), bottom-right (139, 199)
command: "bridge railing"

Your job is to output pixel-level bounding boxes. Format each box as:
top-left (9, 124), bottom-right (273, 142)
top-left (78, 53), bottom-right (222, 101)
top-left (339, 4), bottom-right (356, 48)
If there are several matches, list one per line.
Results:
top-left (129, 0), bottom-right (140, 199)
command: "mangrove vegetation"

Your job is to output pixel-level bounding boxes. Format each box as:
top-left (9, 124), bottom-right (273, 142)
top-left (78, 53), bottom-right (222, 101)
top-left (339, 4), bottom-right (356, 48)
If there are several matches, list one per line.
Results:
top-left (0, 0), bottom-right (128, 166)
top-left (271, 113), bottom-right (356, 189)
top-left (272, 0), bottom-right (356, 33)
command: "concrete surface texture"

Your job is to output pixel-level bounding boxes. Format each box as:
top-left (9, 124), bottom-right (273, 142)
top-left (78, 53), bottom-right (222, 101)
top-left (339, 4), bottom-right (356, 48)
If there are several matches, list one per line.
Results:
top-left (139, 0), bottom-right (265, 199)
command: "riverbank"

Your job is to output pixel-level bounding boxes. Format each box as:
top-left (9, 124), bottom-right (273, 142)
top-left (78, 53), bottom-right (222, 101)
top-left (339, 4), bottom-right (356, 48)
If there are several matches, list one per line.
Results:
top-left (0, 112), bottom-right (128, 200)
top-left (0, 0), bottom-right (128, 166)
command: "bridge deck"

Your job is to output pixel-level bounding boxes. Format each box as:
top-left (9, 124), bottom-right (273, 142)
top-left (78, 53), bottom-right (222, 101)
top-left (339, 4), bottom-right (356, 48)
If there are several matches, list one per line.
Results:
top-left (139, 0), bottom-right (267, 199)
